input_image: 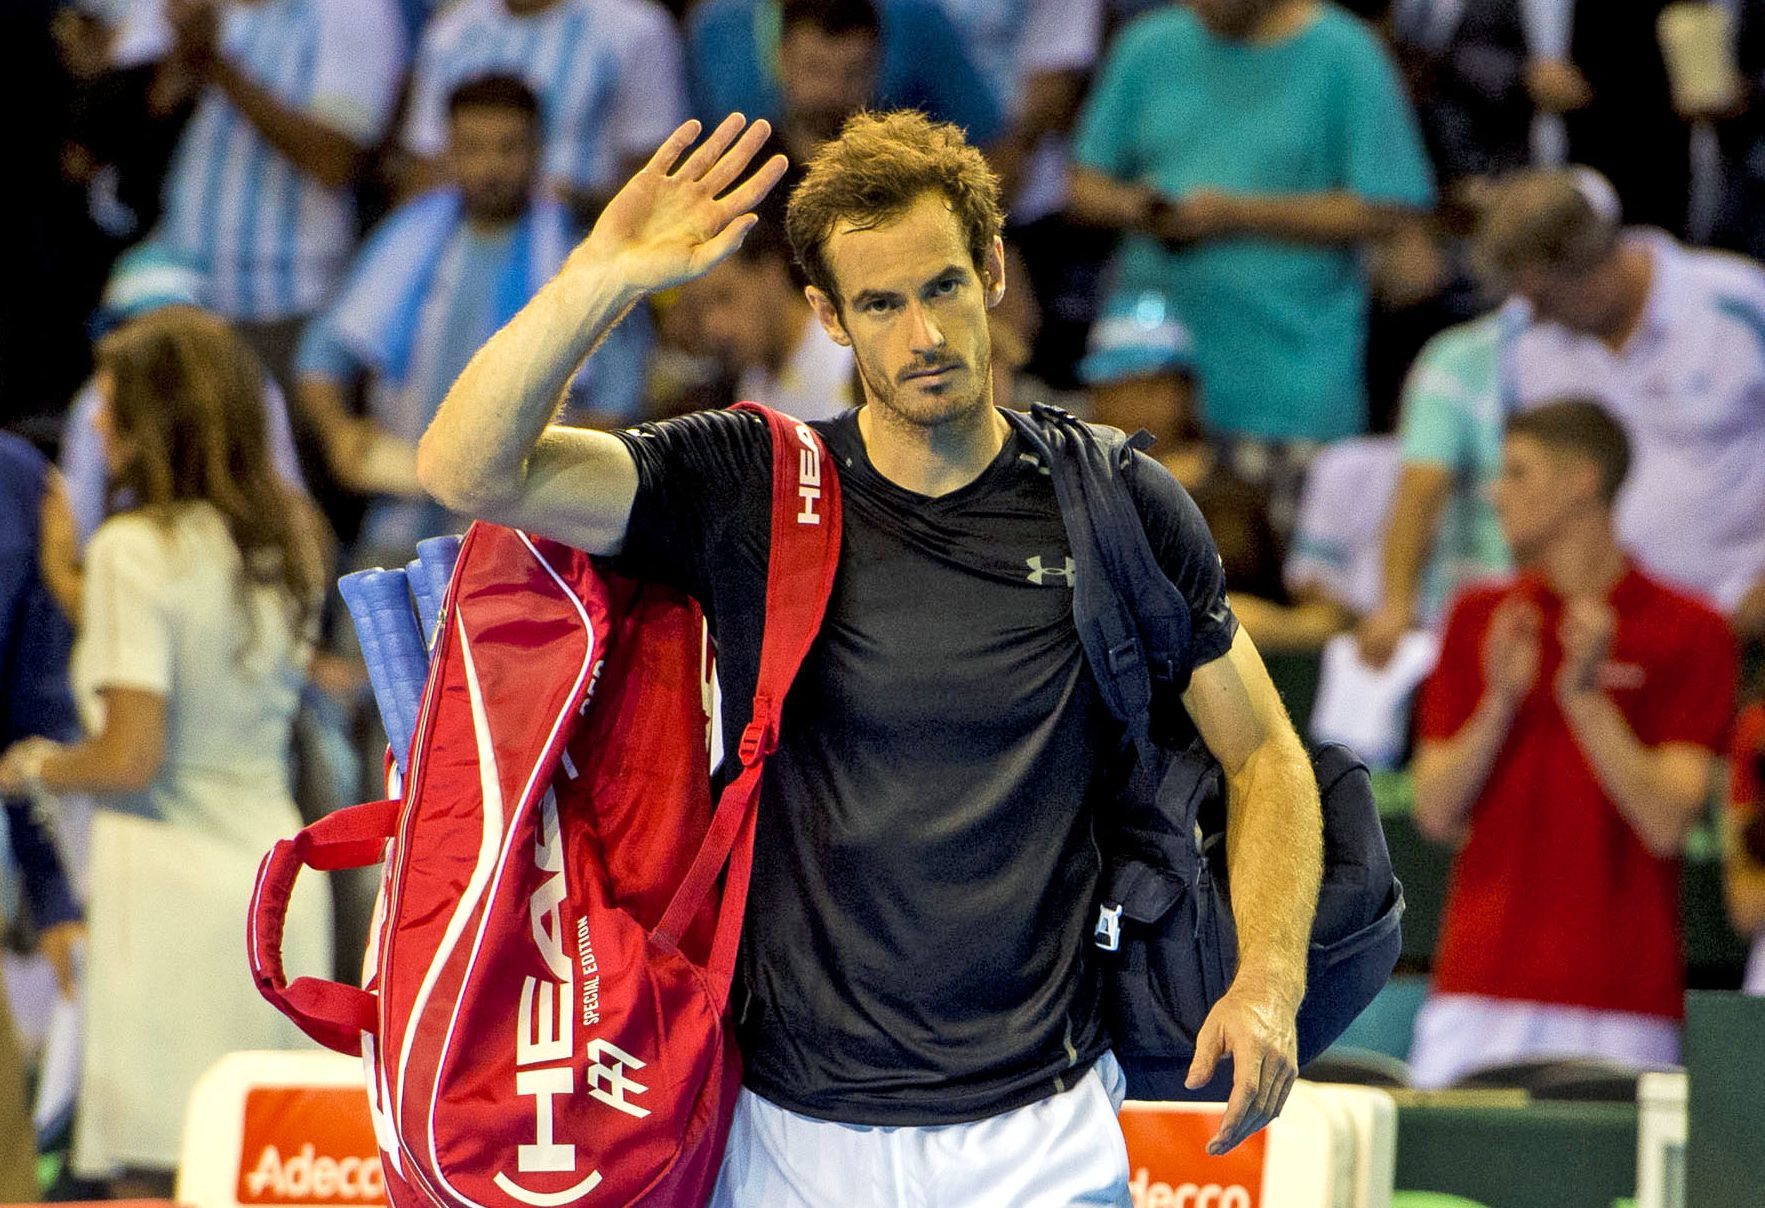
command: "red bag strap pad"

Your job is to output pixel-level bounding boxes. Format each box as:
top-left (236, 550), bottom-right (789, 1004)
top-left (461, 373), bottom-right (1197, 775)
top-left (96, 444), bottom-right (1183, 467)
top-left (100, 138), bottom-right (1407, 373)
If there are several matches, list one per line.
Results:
top-left (651, 403), bottom-right (842, 1008)
top-left (248, 797), bottom-right (399, 1053)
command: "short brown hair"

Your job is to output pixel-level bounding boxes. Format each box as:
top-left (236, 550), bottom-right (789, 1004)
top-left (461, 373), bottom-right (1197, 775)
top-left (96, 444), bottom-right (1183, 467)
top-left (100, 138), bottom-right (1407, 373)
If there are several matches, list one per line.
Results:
top-left (784, 110), bottom-right (1003, 305)
top-left (1473, 168), bottom-right (1622, 284)
top-left (1506, 398), bottom-right (1632, 503)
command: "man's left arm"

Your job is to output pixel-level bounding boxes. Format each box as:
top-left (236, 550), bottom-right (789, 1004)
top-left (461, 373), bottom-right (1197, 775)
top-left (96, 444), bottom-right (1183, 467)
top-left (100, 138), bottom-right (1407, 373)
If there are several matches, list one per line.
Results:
top-left (1181, 628), bottom-right (1324, 1155)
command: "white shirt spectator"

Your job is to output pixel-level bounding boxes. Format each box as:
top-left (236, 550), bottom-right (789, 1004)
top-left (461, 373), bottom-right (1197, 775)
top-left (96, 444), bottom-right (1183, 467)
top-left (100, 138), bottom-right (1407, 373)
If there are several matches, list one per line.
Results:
top-left (1511, 230), bottom-right (1765, 611)
top-left (734, 314), bottom-right (854, 422)
top-left (1285, 435), bottom-right (1404, 617)
top-left (156, 0), bottom-right (406, 321)
top-left (403, 0), bottom-right (686, 198)
top-left (1282, 437), bottom-right (1440, 769)
top-left (933, 0), bottom-right (1101, 223)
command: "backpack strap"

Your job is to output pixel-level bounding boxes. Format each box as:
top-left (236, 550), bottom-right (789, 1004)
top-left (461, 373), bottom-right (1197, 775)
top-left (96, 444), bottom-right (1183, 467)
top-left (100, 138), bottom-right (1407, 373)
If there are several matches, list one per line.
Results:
top-left (650, 403), bottom-right (841, 1009)
top-left (1002, 404), bottom-right (1194, 737)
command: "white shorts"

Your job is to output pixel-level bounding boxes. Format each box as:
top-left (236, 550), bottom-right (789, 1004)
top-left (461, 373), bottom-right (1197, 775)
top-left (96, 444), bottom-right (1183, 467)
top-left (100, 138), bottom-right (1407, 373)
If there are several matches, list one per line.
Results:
top-left (1408, 993), bottom-right (1681, 1089)
top-left (709, 1052), bottom-right (1131, 1208)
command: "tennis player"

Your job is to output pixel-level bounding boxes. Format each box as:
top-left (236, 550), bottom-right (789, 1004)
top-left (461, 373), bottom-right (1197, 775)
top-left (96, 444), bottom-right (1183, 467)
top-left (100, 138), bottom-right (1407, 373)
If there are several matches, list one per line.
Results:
top-left (417, 111), bottom-right (1323, 1206)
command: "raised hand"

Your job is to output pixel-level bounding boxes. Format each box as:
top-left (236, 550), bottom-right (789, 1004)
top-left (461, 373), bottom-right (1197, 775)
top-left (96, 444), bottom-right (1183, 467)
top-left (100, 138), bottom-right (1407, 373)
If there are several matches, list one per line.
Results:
top-left (578, 115), bottom-right (789, 296)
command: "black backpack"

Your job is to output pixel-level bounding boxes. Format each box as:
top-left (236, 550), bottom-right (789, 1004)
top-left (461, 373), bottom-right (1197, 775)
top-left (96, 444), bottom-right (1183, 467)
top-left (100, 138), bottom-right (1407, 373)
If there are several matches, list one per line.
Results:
top-left (1005, 404), bottom-right (1405, 1102)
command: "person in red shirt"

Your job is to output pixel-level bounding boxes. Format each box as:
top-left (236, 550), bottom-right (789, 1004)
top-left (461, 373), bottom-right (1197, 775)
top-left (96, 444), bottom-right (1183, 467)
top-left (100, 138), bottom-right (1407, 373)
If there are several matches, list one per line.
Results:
top-left (1725, 700), bottom-right (1765, 994)
top-left (1407, 399), bottom-right (1736, 1088)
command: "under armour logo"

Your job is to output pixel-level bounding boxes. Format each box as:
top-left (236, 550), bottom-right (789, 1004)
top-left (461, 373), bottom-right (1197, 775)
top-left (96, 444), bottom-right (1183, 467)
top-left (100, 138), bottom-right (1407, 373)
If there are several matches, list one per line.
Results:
top-left (585, 1038), bottom-right (651, 1119)
top-left (1026, 555), bottom-right (1075, 586)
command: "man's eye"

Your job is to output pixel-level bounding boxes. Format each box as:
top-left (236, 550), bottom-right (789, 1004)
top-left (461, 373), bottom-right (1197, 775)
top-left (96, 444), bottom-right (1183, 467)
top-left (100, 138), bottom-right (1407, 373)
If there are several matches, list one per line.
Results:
top-left (933, 278), bottom-right (960, 296)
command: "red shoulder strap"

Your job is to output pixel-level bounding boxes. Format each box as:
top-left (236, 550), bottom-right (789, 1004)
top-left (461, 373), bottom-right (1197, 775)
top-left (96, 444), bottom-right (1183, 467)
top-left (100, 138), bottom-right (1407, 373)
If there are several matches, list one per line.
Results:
top-left (650, 403), bottom-right (842, 1007)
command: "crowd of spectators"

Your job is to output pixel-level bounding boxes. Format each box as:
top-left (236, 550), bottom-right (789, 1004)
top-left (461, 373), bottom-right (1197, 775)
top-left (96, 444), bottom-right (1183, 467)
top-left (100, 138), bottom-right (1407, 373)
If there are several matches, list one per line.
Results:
top-left (7, 0), bottom-right (1765, 1188)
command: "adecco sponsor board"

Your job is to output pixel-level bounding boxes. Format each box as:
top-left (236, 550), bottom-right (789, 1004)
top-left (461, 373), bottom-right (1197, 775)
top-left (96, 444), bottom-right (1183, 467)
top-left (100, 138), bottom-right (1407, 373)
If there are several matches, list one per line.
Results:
top-left (235, 1086), bottom-right (385, 1205)
top-left (1120, 1105), bottom-right (1268, 1208)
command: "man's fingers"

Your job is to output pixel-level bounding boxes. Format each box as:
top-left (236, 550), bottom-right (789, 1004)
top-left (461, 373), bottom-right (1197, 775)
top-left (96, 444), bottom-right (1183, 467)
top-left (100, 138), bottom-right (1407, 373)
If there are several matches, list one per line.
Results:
top-left (1250, 1052), bottom-right (1291, 1125)
top-left (702, 118), bottom-right (775, 196)
top-left (1209, 1051), bottom-right (1262, 1155)
top-left (675, 112), bottom-right (749, 183)
top-left (644, 120), bottom-right (703, 176)
top-left (715, 153), bottom-right (791, 222)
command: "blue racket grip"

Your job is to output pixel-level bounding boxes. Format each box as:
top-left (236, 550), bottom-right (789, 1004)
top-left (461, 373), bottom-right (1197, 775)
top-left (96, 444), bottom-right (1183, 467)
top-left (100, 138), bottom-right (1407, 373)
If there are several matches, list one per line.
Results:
top-left (407, 558), bottom-right (439, 650)
top-left (338, 568), bottom-right (429, 775)
top-left (416, 535), bottom-right (463, 638)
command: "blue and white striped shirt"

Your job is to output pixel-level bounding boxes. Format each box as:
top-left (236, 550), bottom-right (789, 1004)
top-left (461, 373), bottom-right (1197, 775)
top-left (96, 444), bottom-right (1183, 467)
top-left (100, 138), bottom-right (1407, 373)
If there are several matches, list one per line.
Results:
top-left (157, 0), bottom-right (406, 321)
top-left (403, 0), bottom-right (685, 195)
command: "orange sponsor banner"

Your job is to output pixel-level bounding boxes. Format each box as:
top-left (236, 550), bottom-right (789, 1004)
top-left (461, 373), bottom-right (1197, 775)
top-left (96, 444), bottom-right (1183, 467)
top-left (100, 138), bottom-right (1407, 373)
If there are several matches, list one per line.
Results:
top-left (235, 1086), bottom-right (385, 1206)
top-left (1120, 1105), bottom-right (1269, 1208)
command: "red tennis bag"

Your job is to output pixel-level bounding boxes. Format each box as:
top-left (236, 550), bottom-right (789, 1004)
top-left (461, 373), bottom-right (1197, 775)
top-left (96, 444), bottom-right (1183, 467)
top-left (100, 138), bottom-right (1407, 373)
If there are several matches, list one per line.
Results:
top-left (248, 404), bottom-right (841, 1205)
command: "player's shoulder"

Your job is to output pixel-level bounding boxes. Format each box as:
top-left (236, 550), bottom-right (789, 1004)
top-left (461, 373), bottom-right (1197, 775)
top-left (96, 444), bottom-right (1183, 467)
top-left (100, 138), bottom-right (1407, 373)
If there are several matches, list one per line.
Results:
top-left (1108, 3), bottom-right (1199, 61)
top-left (1629, 569), bottom-right (1731, 642)
top-left (621, 406), bottom-right (772, 466)
top-left (1440, 575), bottom-right (1518, 630)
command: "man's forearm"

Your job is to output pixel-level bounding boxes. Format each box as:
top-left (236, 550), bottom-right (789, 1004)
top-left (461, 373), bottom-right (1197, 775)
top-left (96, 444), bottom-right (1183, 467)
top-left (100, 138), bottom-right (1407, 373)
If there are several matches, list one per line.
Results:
top-left (1412, 691), bottom-right (1518, 843)
top-left (211, 57), bottom-right (361, 189)
top-left (417, 252), bottom-right (642, 514)
top-left (1067, 167), bottom-right (1155, 232)
top-left (1560, 693), bottom-right (1709, 856)
top-left (1378, 464), bottom-right (1451, 619)
top-left (1223, 726), bottom-right (1324, 1006)
top-left (1227, 193), bottom-right (1409, 246)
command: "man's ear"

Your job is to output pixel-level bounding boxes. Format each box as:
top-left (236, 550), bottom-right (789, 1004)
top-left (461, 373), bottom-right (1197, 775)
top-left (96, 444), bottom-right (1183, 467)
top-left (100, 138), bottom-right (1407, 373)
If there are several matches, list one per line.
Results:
top-left (982, 235), bottom-right (1007, 310)
top-left (806, 286), bottom-right (851, 347)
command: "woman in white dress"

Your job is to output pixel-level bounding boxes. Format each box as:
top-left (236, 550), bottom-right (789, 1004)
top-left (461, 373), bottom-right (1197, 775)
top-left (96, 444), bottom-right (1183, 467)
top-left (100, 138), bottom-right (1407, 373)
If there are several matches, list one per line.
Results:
top-left (0, 306), bottom-right (334, 1189)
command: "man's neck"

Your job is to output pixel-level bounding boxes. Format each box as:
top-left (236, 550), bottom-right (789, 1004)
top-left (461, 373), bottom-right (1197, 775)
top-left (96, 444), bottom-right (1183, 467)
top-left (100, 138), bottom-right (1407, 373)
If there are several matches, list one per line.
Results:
top-left (1597, 244), bottom-right (1655, 352)
top-left (1249, 0), bottom-right (1319, 43)
top-left (1538, 513), bottom-right (1626, 598)
top-left (856, 397), bottom-right (1008, 498)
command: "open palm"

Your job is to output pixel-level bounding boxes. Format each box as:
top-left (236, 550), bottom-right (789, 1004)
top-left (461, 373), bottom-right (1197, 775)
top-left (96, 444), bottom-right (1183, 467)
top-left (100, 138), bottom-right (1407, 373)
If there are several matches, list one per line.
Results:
top-left (583, 114), bottom-right (789, 294)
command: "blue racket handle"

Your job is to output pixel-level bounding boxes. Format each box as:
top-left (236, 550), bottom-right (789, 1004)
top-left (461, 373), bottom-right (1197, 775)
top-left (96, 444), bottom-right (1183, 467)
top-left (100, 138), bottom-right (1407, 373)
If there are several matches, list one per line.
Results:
top-left (407, 558), bottom-right (439, 650)
top-left (415, 535), bottom-right (463, 639)
top-left (338, 568), bottom-right (429, 775)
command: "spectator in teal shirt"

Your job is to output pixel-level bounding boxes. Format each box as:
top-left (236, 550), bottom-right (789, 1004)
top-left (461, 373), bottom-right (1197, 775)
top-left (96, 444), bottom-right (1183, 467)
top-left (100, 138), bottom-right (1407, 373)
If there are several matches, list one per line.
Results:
top-left (1070, 0), bottom-right (1435, 446)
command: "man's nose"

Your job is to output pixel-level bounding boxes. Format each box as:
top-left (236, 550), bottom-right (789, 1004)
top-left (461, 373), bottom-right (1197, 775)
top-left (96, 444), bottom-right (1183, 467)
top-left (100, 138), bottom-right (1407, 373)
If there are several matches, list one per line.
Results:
top-left (906, 300), bottom-right (945, 354)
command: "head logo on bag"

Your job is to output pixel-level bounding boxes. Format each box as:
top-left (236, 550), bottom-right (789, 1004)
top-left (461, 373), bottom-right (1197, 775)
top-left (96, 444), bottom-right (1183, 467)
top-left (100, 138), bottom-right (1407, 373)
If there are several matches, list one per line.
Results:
top-left (495, 788), bottom-right (606, 1203)
top-left (795, 421), bottom-right (823, 525)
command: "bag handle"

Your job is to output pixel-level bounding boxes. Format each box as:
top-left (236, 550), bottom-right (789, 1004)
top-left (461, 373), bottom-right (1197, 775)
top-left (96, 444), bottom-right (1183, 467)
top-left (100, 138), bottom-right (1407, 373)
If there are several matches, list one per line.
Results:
top-left (248, 797), bottom-right (400, 1054)
top-left (650, 403), bottom-right (841, 1008)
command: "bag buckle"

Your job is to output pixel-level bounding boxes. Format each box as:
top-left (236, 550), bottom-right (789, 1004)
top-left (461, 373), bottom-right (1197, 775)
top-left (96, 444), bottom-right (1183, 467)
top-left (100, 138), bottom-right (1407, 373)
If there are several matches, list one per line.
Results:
top-left (1094, 902), bottom-right (1123, 952)
top-left (738, 696), bottom-right (777, 767)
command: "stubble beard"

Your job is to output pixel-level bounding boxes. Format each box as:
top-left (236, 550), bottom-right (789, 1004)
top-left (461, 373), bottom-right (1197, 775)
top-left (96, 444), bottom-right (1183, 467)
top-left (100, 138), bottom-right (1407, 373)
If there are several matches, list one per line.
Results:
top-left (852, 343), bottom-right (995, 433)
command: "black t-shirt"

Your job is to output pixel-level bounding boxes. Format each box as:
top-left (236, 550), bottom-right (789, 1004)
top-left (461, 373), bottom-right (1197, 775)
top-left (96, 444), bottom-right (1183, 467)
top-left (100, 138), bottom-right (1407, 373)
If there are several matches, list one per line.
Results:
top-left (609, 407), bottom-right (1238, 1125)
